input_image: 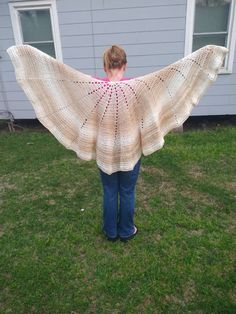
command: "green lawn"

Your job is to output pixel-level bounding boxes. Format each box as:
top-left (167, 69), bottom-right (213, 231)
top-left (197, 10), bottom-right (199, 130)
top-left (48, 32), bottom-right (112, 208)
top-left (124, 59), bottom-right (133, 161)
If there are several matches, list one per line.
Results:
top-left (0, 125), bottom-right (235, 313)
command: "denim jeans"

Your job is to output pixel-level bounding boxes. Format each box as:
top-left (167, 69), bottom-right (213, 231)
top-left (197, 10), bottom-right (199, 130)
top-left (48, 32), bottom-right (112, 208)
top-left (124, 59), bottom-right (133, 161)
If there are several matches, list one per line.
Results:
top-left (99, 158), bottom-right (141, 238)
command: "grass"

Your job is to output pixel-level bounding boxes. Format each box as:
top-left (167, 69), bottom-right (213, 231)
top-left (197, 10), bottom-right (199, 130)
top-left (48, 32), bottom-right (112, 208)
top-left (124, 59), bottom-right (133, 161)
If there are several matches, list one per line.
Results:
top-left (0, 125), bottom-right (235, 313)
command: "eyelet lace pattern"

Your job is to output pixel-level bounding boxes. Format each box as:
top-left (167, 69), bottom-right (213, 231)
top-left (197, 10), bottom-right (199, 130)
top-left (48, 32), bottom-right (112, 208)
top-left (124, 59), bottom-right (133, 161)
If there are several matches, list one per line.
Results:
top-left (7, 44), bottom-right (228, 174)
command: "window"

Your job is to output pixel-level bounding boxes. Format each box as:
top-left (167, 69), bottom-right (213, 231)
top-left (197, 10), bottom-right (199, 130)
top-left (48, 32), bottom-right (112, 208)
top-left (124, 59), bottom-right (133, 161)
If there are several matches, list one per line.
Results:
top-left (185, 0), bottom-right (236, 73)
top-left (9, 0), bottom-right (62, 60)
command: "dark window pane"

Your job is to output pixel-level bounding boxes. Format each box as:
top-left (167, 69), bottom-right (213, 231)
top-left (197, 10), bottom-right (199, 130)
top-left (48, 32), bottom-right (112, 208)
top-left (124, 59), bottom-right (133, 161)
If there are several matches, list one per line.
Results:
top-left (28, 42), bottom-right (56, 58)
top-left (194, 0), bottom-right (231, 33)
top-left (193, 33), bottom-right (227, 66)
top-left (19, 9), bottom-right (53, 42)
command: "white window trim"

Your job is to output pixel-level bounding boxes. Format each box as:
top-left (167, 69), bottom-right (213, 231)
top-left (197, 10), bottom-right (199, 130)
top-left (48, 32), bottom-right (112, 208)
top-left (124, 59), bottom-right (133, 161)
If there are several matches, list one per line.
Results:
top-left (9, 0), bottom-right (63, 61)
top-left (185, 0), bottom-right (236, 74)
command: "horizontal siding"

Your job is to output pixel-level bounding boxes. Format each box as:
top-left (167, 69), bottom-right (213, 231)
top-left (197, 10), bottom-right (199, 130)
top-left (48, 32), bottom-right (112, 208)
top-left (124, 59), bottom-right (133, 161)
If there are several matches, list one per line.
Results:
top-left (0, 81), bottom-right (21, 91)
top-left (200, 94), bottom-right (236, 106)
top-left (90, 6), bottom-right (185, 22)
top-left (0, 27), bottom-right (14, 40)
top-left (61, 34), bottom-right (94, 47)
top-left (1, 109), bottom-right (36, 119)
top-left (0, 0), bottom-right (235, 119)
top-left (95, 41), bottom-right (184, 57)
top-left (192, 104), bottom-right (236, 115)
top-left (57, 0), bottom-right (186, 12)
top-left (0, 2), bottom-right (8, 16)
top-left (94, 29), bottom-right (184, 45)
top-left (0, 16), bottom-right (12, 28)
top-left (58, 0), bottom-right (187, 79)
top-left (206, 84), bottom-right (236, 96)
top-left (1, 40), bottom-right (185, 65)
top-left (59, 18), bottom-right (185, 35)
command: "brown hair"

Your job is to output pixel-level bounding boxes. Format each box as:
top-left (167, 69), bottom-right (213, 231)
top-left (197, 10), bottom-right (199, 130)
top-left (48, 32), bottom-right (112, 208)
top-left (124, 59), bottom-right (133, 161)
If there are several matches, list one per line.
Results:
top-left (103, 45), bottom-right (127, 71)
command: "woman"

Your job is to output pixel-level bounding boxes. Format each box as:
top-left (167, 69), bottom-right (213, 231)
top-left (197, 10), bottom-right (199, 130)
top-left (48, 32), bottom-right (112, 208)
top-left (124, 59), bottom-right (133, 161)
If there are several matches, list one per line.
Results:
top-left (96, 45), bottom-right (141, 242)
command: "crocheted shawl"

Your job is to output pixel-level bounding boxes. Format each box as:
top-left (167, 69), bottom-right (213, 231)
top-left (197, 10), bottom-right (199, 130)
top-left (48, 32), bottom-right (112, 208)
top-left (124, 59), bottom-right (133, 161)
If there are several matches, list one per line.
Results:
top-left (7, 44), bottom-right (228, 174)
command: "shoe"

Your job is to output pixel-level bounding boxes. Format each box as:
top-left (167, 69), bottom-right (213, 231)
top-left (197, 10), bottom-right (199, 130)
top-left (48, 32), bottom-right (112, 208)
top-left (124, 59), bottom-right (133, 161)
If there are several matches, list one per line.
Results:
top-left (102, 229), bottom-right (119, 242)
top-left (120, 225), bottom-right (138, 242)
top-left (106, 235), bottom-right (119, 242)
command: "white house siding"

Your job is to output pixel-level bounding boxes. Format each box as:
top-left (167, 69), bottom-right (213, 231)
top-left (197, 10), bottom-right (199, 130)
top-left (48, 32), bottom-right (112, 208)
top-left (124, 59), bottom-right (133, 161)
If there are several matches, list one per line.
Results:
top-left (0, 0), bottom-right (235, 119)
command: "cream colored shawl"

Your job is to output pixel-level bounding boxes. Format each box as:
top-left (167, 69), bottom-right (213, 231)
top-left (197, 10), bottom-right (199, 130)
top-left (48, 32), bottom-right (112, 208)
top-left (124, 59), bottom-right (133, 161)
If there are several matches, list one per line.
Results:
top-left (7, 44), bottom-right (228, 174)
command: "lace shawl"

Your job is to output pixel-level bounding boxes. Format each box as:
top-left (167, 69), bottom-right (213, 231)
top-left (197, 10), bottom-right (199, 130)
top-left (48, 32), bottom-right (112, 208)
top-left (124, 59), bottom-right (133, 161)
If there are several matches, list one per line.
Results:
top-left (7, 44), bottom-right (228, 174)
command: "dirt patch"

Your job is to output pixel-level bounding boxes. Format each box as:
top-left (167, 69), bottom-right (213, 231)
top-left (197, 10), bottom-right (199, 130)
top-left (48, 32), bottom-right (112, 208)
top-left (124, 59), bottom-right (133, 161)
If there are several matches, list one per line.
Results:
top-left (136, 295), bottom-right (155, 313)
top-left (0, 180), bottom-right (18, 193)
top-left (225, 181), bottom-right (236, 193)
top-left (159, 180), bottom-right (176, 193)
top-left (186, 164), bottom-right (204, 179)
top-left (228, 212), bottom-right (236, 232)
top-left (0, 225), bottom-right (4, 237)
top-left (165, 280), bottom-right (196, 306)
top-left (165, 294), bottom-right (184, 305)
top-left (179, 188), bottom-right (218, 207)
top-left (47, 199), bottom-right (56, 205)
top-left (137, 176), bottom-right (164, 210)
top-left (137, 174), bottom-right (178, 210)
top-left (183, 280), bottom-right (197, 302)
top-left (229, 288), bottom-right (236, 306)
top-left (187, 229), bottom-right (204, 236)
top-left (141, 165), bottom-right (166, 177)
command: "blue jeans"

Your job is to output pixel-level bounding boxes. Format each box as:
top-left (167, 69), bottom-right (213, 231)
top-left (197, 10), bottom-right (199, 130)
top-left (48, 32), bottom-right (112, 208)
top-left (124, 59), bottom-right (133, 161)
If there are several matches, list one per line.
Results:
top-left (99, 158), bottom-right (141, 238)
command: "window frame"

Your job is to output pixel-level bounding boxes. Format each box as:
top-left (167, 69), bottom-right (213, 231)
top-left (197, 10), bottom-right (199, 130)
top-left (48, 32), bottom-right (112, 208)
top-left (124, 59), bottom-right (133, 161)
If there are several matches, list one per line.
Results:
top-left (185, 0), bottom-right (236, 74)
top-left (9, 0), bottom-right (63, 61)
